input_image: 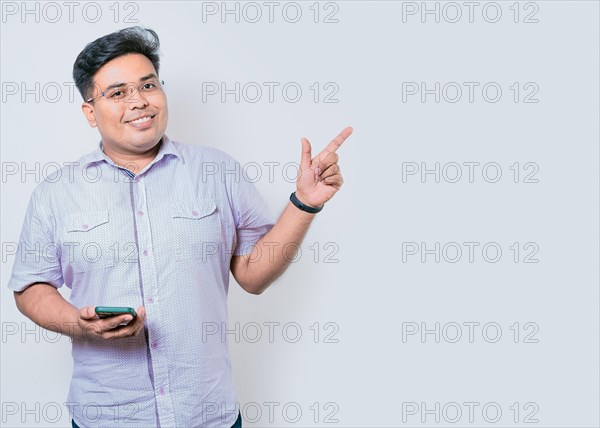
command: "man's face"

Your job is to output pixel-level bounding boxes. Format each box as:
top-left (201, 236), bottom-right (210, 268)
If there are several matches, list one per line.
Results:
top-left (82, 53), bottom-right (168, 154)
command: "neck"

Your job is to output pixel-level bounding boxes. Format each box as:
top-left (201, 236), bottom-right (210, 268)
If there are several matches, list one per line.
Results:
top-left (102, 138), bottom-right (162, 175)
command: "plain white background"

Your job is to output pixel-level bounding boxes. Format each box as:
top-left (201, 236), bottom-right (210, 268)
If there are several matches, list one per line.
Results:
top-left (1, 1), bottom-right (599, 426)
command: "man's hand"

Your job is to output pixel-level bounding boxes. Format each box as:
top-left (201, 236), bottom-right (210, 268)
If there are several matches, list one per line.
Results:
top-left (295, 126), bottom-right (353, 208)
top-left (77, 306), bottom-right (146, 340)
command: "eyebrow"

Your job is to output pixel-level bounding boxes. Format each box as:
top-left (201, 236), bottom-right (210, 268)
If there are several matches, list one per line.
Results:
top-left (103, 73), bottom-right (158, 92)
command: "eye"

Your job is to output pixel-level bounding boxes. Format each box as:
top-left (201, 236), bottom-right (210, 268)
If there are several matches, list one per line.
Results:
top-left (143, 82), bottom-right (156, 90)
top-left (110, 90), bottom-right (124, 98)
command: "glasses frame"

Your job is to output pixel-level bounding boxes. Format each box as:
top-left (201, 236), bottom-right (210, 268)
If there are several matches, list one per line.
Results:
top-left (85, 79), bottom-right (165, 104)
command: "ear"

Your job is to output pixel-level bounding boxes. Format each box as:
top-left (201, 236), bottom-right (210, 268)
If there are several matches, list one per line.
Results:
top-left (81, 102), bottom-right (98, 128)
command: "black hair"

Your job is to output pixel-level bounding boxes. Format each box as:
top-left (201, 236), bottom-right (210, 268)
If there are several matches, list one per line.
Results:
top-left (73, 26), bottom-right (160, 101)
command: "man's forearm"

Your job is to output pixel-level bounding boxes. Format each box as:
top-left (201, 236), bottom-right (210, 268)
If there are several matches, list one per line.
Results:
top-left (236, 201), bottom-right (317, 293)
top-left (14, 283), bottom-right (86, 340)
top-left (233, 126), bottom-right (352, 294)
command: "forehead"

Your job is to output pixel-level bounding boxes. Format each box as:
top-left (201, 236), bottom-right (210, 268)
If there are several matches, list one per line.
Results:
top-left (93, 53), bottom-right (156, 85)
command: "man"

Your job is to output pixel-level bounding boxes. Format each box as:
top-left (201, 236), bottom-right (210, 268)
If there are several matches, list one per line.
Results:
top-left (8, 27), bottom-right (352, 428)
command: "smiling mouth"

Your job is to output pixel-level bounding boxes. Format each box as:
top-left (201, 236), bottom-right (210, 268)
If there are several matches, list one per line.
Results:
top-left (126, 114), bottom-right (156, 124)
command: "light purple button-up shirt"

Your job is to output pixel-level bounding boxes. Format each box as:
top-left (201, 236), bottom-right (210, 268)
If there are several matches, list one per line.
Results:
top-left (8, 135), bottom-right (275, 427)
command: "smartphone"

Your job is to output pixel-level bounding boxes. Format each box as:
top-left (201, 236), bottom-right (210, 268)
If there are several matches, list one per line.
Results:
top-left (95, 306), bottom-right (137, 319)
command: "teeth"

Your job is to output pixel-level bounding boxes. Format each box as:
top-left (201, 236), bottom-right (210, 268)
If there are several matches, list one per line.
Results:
top-left (129, 115), bottom-right (153, 124)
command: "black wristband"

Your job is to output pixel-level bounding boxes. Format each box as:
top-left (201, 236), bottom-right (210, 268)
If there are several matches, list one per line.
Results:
top-left (290, 192), bottom-right (324, 214)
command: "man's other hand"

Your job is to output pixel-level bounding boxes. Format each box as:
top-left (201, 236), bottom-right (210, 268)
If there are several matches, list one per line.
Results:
top-left (77, 306), bottom-right (146, 340)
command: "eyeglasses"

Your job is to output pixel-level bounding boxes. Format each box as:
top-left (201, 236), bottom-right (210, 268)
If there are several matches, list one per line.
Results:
top-left (85, 79), bottom-right (165, 103)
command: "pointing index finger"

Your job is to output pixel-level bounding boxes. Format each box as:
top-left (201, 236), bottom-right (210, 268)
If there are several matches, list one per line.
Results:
top-left (317, 126), bottom-right (353, 159)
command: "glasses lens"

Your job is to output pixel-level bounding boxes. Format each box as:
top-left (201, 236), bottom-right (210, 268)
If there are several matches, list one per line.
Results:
top-left (142, 80), bottom-right (159, 91)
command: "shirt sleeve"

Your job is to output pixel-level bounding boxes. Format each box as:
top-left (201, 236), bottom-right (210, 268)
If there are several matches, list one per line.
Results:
top-left (7, 185), bottom-right (64, 292)
top-left (231, 170), bottom-right (275, 256)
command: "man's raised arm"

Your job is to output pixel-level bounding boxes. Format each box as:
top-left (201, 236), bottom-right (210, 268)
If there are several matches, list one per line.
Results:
top-left (231, 126), bottom-right (353, 294)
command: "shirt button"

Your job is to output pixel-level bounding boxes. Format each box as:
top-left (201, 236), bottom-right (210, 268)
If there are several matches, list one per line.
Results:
top-left (151, 341), bottom-right (158, 349)
top-left (192, 210), bottom-right (199, 217)
top-left (159, 387), bottom-right (165, 396)
top-left (82, 224), bottom-right (89, 230)
top-left (147, 297), bottom-right (154, 304)
top-left (137, 210), bottom-right (144, 216)
top-left (143, 249), bottom-right (148, 256)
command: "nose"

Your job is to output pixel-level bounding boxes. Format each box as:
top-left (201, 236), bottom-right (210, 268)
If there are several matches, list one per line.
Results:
top-left (125, 83), bottom-right (149, 108)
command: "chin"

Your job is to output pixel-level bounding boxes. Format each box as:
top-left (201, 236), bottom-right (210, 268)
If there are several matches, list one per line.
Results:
top-left (125, 134), bottom-right (156, 148)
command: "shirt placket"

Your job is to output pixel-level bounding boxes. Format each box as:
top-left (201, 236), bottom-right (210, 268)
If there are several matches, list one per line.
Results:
top-left (130, 171), bottom-right (176, 427)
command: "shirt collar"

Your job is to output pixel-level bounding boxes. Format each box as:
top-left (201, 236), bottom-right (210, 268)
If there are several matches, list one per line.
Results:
top-left (81, 134), bottom-right (183, 170)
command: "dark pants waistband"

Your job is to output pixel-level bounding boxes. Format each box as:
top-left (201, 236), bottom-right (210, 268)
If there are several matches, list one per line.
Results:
top-left (72, 410), bottom-right (242, 428)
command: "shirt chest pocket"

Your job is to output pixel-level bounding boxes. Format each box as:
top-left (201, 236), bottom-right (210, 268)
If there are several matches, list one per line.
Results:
top-left (64, 210), bottom-right (116, 273)
top-left (171, 199), bottom-right (221, 261)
